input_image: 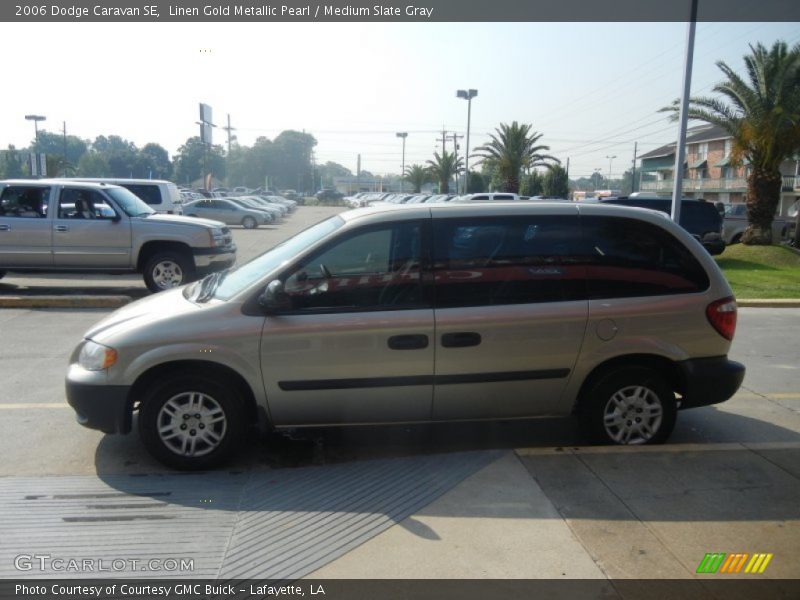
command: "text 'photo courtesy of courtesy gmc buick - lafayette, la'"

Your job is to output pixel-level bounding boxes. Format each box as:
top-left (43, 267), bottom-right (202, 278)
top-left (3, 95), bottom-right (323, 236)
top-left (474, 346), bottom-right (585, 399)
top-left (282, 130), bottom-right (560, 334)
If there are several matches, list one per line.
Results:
top-left (0, 179), bottom-right (236, 292)
top-left (65, 202), bottom-right (745, 470)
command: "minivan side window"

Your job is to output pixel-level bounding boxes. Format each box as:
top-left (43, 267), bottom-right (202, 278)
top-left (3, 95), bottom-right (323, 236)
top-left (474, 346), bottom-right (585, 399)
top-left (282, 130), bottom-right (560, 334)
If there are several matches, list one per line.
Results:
top-left (580, 216), bottom-right (709, 299)
top-left (282, 222), bottom-right (425, 312)
top-left (433, 215), bottom-right (584, 307)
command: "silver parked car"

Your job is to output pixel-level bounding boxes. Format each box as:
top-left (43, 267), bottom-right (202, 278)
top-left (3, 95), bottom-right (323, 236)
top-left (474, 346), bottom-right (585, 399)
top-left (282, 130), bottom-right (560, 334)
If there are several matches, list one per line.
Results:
top-left (183, 198), bottom-right (272, 229)
top-left (66, 202), bottom-right (744, 469)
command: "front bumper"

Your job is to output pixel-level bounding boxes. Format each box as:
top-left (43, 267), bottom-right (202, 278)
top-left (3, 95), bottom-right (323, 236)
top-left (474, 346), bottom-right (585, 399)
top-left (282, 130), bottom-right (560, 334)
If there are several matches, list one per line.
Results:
top-left (66, 381), bottom-right (133, 434)
top-left (678, 356), bottom-right (745, 409)
top-left (193, 244), bottom-right (236, 276)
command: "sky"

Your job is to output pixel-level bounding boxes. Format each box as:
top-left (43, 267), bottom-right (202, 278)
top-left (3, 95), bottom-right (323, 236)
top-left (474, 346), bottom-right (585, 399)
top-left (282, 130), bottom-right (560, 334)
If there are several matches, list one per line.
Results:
top-left (2, 21), bottom-right (799, 181)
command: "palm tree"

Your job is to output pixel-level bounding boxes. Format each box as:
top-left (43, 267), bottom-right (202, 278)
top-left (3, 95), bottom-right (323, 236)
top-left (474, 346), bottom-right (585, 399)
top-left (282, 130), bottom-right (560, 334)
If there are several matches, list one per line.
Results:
top-left (471, 122), bottom-right (560, 193)
top-left (661, 41), bottom-right (800, 244)
top-left (426, 151), bottom-right (463, 193)
top-left (403, 164), bottom-right (432, 193)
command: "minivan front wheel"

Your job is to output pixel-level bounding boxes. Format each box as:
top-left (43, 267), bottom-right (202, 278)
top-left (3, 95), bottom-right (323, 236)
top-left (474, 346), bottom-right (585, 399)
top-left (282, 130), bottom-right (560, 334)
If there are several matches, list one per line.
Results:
top-left (581, 367), bottom-right (677, 445)
top-left (138, 375), bottom-right (245, 470)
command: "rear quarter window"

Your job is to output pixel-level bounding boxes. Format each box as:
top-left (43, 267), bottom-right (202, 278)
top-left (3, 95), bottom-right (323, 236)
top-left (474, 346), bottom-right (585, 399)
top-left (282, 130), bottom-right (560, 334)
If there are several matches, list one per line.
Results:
top-left (580, 216), bottom-right (710, 299)
top-left (122, 184), bottom-right (162, 206)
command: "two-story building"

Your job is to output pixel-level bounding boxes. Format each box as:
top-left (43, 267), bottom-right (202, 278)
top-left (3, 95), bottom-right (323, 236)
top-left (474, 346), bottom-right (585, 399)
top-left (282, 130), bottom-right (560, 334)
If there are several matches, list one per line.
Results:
top-left (639, 124), bottom-right (800, 216)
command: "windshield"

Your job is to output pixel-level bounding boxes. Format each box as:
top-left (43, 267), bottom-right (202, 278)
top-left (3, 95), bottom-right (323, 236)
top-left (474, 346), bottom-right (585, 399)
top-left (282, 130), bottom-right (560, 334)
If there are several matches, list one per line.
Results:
top-left (106, 187), bottom-right (155, 217)
top-left (211, 215), bottom-right (344, 301)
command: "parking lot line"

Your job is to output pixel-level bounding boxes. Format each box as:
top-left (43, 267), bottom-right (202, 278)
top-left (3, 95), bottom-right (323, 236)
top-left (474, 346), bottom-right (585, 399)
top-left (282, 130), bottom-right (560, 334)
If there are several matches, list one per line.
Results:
top-left (0, 403), bottom-right (70, 409)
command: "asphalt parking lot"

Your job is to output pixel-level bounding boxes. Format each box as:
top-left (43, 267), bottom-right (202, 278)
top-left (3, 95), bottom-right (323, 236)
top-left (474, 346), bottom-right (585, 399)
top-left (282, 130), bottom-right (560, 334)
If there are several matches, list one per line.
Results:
top-left (0, 206), bottom-right (798, 582)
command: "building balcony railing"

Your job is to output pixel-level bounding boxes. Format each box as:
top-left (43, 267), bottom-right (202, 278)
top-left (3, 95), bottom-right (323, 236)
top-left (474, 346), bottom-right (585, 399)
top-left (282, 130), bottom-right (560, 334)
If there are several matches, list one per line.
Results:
top-left (640, 178), bottom-right (748, 193)
top-left (641, 176), bottom-right (799, 193)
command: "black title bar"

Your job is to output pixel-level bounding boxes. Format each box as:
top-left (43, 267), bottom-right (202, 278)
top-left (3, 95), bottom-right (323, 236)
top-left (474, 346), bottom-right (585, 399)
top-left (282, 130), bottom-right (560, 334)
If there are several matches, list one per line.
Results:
top-left (3, 0), bottom-right (800, 22)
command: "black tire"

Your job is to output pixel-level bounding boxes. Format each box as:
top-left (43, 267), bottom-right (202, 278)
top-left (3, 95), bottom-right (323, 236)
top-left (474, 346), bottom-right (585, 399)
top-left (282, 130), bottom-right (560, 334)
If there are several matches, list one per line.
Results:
top-left (579, 366), bottom-right (677, 446)
top-left (731, 233), bottom-right (742, 244)
top-left (138, 373), bottom-right (246, 470)
top-left (142, 250), bottom-right (195, 293)
top-left (242, 216), bottom-right (258, 229)
top-left (0, 271), bottom-right (5, 280)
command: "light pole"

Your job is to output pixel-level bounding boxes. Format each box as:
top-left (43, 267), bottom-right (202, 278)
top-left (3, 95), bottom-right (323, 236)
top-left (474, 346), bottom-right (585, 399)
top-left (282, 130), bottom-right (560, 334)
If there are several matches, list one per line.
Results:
top-left (456, 89), bottom-right (477, 194)
top-left (396, 132), bottom-right (408, 192)
top-left (25, 115), bottom-right (46, 145)
top-left (605, 155), bottom-right (617, 188)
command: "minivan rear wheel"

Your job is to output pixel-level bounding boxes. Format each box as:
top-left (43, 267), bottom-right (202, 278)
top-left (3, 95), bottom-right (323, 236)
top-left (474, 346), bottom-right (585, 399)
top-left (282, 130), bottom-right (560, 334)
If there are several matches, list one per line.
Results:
top-left (138, 374), bottom-right (246, 470)
top-left (581, 367), bottom-right (676, 445)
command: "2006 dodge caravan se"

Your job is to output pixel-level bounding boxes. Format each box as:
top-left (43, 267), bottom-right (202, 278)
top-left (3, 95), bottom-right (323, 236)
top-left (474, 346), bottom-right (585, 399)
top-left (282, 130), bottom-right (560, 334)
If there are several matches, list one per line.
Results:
top-left (66, 202), bottom-right (745, 469)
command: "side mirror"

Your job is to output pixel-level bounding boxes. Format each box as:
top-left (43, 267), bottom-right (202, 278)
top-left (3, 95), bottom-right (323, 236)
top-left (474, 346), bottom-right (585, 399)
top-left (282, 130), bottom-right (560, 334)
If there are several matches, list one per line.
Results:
top-left (258, 280), bottom-right (291, 312)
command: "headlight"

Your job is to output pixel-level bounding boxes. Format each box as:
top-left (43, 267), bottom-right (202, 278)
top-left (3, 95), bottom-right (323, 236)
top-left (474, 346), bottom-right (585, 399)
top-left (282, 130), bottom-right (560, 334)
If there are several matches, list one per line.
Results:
top-left (79, 340), bottom-right (118, 371)
top-left (209, 228), bottom-right (226, 247)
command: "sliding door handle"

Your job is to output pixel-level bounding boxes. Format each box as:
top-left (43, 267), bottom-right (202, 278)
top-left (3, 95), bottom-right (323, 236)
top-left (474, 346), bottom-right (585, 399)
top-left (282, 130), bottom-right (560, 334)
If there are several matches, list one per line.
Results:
top-left (388, 334), bottom-right (429, 350)
top-left (441, 332), bottom-right (482, 348)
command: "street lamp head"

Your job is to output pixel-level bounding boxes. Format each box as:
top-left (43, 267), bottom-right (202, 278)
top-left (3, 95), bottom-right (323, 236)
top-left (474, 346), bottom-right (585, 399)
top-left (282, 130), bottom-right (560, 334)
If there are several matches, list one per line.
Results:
top-left (25, 115), bottom-right (46, 122)
top-left (396, 132), bottom-right (408, 139)
top-left (457, 89), bottom-right (478, 100)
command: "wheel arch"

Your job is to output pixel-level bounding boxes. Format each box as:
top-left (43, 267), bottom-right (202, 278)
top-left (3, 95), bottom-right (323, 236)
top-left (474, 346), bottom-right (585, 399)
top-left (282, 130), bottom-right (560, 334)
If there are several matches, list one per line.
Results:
top-left (572, 353), bottom-right (685, 415)
top-left (136, 241), bottom-right (193, 273)
top-left (129, 360), bottom-right (264, 430)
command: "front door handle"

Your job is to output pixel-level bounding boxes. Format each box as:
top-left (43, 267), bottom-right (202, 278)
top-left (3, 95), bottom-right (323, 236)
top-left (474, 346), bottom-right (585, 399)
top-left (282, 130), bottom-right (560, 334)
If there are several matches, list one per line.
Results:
top-left (54, 225), bottom-right (69, 232)
top-left (388, 334), bottom-right (429, 350)
top-left (441, 332), bottom-right (482, 348)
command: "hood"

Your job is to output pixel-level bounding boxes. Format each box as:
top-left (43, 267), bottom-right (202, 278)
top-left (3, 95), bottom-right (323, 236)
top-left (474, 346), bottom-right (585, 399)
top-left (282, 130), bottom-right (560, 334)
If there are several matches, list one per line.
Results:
top-left (83, 287), bottom-right (203, 343)
top-left (134, 213), bottom-right (225, 229)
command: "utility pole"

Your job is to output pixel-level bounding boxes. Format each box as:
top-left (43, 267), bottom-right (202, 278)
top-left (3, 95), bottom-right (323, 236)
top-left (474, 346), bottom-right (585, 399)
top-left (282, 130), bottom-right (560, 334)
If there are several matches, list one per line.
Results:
top-left (449, 132), bottom-right (463, 192)
top-left (440, 126), bottom-right (447, 154)
top-left (631, 142), bottom-right (638, 194)
top-left (222, 114), bottom-right (236, 156)
top-left (396, 132), bottom-right (408, 191)
top-left (671, 0), bottom-right (698, 224)
top-left (62, 122), bottom-right (68, 174)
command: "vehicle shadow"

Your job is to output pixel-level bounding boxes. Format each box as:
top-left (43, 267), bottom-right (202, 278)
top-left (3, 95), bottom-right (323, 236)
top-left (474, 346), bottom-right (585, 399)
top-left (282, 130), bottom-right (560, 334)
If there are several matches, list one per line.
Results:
top-left (92, 405), bottom-right (800, 523)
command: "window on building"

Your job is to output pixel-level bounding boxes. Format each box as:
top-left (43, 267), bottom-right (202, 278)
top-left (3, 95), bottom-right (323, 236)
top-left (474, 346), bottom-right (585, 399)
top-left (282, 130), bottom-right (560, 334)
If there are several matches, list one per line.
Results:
top-left (698, 143), bottom-right (709, 159)
top-left (724, 139), bottom-right (732, 157)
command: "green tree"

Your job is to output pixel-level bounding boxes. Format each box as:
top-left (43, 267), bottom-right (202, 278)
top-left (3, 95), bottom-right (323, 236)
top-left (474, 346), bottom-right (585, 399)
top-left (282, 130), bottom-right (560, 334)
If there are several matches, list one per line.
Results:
top-left (315, 161), bottom-right (352, 189)
top-left (403, 164), bottom-right (431, 193)
top-left (466, 170), bottom-right (485, 193)
top-left (46, 155), bottom-right (75, 177)
top-left (31, 131), bottom-right (88, 168)
top-left (426, 151), bottom-right (463, 193)
top-left (520, 171), bottom-right (544, 196)
top-left (173, 137), bottom-right (226, 187)
top-left (472, 122), bottom-right (560, 193)
top-left (661, 40), bottom-right (800, 245)
top-left (92, 135), bottom-right (138, 178)
top-left (135, 143), bottom-right (172, 179)
top-left (0, 145), bottom-right (24, 178)
top-left (542, 165), bottom-right (570, 198)
top-left (77, 152), bottom-right (110, 177)
top-left (272, 130), bottom-right (317, 192)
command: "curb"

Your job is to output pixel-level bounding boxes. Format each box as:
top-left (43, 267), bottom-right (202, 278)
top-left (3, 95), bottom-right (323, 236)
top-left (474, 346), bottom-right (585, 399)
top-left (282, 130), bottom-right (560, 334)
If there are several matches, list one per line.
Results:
top-left (0, 295), bottom-right (132, 309)
top-left (737, 299), bottom-right (800, 308)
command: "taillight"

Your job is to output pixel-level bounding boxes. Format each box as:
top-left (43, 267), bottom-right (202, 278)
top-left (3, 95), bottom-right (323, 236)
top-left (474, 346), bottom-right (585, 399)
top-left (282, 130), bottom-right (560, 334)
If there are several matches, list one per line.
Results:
top-left (706, 297), bottom-right (737, 340)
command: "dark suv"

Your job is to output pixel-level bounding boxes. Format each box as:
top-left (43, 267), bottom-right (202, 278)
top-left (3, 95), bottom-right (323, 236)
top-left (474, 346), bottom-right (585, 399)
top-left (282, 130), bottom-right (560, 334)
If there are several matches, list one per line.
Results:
top-left (596, 195), bottom-right (725, 255)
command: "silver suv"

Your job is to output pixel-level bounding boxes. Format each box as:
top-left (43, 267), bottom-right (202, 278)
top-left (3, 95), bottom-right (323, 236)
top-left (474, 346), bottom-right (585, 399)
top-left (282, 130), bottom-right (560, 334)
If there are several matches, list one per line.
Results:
top-left (66, 202), bottom-right (744, 469)
top-left (0, 179), bottom-right (236, 292)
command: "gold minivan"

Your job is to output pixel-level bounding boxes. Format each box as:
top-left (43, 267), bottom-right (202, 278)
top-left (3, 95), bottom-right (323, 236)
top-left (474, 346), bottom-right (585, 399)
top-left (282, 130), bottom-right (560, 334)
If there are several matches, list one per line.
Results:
top-left (66, 202), bottom-right (744, 469)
